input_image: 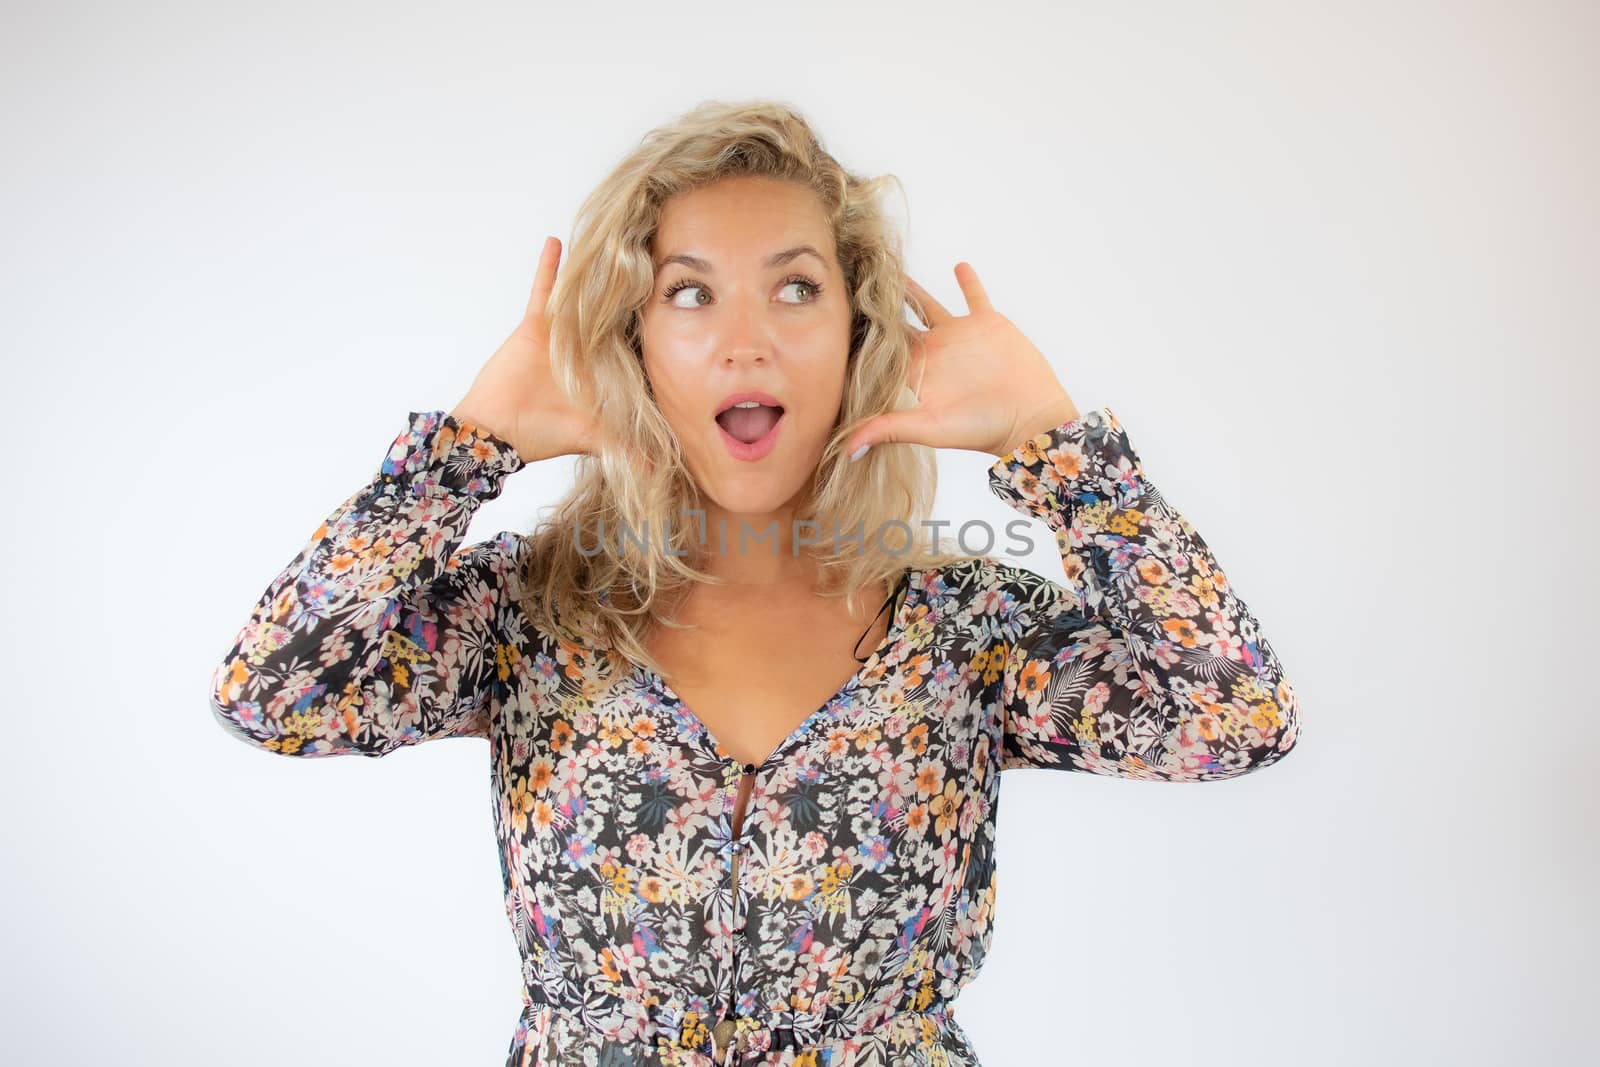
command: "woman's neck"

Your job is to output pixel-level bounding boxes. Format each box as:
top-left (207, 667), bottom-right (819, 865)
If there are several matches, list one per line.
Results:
top-left (697, 499), bottom-right (814, 586)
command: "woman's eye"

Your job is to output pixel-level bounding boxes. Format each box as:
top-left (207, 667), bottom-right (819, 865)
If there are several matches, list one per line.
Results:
top-left (778, 280), bottom-right (817, 304)
top-left (667, 284), bottom-right (710, 308)
top-left (663, 276), bottom-right (820, 308)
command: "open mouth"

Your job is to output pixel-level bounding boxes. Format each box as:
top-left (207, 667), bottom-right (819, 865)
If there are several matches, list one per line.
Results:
top-left (714, 402), bottom-right (785, 444)
top-left (713, 398), bottom-right (787, 460)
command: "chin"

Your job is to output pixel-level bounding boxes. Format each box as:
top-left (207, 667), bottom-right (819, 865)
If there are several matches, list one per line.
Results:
top-left (701, 467), bottom-right (810, 516)
top-left (696, 443), bottom-right (819, 516)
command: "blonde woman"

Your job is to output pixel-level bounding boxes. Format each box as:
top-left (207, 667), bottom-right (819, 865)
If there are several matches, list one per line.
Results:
top-left (209, 100), bottom-right (1302, 1067)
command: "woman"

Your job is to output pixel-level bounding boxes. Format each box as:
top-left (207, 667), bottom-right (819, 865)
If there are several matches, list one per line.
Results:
top-left (209, 100), bottom-right (1301, 1067)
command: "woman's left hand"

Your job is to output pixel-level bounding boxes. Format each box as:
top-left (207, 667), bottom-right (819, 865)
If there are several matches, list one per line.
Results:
top-left (846, 262), bottom-right (1082, 461)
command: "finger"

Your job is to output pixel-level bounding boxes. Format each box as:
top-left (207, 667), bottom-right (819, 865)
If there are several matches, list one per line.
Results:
top-left (953, 262), bottom-right (992, 315)
top-left (847, 409), bottom-right (928, 460)
top-left (903, 274), bottom-right (953, 326)
top-left (524, 236), bottom-right (562, 322)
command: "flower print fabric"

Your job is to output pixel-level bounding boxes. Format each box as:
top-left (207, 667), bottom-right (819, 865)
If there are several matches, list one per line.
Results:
top-left (210, 405), bottom-right (1301, 1067)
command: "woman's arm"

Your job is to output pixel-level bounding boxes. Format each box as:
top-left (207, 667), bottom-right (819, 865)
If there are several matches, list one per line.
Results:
top-left (986, 406), bottom-right (1301, 781)
top-left (207, 411), bottom-right (525, 757)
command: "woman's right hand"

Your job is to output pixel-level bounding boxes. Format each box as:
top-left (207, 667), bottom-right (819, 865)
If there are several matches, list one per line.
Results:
top-left (451, 235), bottom-right (600, 464)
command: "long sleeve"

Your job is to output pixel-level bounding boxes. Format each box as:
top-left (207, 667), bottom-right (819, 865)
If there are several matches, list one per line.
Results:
top-left (984, 405), bottom-right (1301, 781)
top-left (208, 410), bottom-right (526, 757)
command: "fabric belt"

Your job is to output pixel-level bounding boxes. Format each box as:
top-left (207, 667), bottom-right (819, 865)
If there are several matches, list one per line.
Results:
top-left (519, 994), bottom-right (961, 1066)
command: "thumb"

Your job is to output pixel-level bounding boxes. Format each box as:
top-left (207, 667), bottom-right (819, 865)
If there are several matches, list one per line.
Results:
top-left (847, 410), bottom-right (926, 462)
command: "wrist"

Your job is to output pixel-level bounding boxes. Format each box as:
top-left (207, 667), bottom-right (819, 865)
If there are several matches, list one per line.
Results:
top-left (991, 394), bottom-right (1081, 459)
top-left (449, 400), bottom-right (511, 443)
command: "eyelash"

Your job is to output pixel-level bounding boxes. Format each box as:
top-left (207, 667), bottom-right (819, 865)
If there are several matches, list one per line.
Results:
top-left (660, 273), bottom-right (825, 305)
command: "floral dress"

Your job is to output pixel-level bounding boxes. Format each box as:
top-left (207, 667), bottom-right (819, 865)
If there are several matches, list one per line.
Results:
top-left (209, 405), bottom-right (1301, 1067)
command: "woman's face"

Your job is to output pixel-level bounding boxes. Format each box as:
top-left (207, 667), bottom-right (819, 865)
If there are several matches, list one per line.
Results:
top-left (640, 175), bottom-right (853, 519)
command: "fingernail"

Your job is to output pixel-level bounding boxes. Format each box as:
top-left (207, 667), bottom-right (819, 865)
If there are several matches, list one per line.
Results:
top-left (849, 443), bottom-right (871, 462)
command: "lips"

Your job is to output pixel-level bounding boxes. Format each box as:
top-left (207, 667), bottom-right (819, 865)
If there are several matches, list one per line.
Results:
top-left (712, 391), bottom-right (787, 461)
top-left (716, 405), bottom-right (783, 444)
top-left (714, 389), bottom-right (786, 416)
top-left (713, 390), bottom-right (787, 446)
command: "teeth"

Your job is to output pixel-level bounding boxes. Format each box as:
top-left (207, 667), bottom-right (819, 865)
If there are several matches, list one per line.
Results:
top-left (732, 401), bottom-right (764, 409)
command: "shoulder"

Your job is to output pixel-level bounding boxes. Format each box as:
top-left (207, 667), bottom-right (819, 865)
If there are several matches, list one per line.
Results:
top-left (916, 554), bottom-right (1067, 622)
top-left (419, 529), bottom-right (527, 620)
top-left (480, 529), bottom-right (598, 651)
top-left (433, 529), bottom-right (550, 632)
top-left (439, 528), bottom-right (525, 589)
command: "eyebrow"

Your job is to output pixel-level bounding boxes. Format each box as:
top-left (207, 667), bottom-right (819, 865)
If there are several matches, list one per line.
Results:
top-left (653, 244), bottom-right (828, 275)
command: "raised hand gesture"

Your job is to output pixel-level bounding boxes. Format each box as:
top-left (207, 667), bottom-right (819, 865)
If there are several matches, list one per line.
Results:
top-left (452, 236), bottom-right (600, 464)
top-left (847, 262), bottom-right (1081, 462)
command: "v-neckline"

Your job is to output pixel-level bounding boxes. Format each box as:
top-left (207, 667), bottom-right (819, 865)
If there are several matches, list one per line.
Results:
top-left (636, 566), bottom-right (922, 771)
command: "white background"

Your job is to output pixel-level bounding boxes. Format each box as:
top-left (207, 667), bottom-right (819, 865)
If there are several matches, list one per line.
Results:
top-left (3, 1), bottom-right (1594, 1063)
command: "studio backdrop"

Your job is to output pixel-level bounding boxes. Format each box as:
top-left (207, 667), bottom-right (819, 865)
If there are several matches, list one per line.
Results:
top-left (2, 2), bottom-right (1593, 1065)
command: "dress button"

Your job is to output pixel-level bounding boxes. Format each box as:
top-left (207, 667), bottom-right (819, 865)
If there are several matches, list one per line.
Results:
top-left (712, 1016), bottom-right (739, 1061)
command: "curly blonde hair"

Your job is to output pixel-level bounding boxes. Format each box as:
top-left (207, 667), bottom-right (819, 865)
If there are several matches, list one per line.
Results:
top-left (519, 99), bottom-right (979, 681)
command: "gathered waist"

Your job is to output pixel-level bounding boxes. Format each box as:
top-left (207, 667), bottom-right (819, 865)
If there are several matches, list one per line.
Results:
top-left (510, 993), bottom-right (976, 1067)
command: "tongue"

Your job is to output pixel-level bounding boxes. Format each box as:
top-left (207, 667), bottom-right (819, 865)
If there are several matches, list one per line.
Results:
top-left (717, 405), bottom-right (782, 444)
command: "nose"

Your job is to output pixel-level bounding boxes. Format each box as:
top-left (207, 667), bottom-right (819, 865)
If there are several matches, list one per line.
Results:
top-left (718, 299), bottom-right (773, 365)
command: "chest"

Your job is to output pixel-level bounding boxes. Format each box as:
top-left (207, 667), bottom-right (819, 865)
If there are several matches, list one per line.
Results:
top-left (493, 614), bottom-right (1001, 1013)
top-left (641, 585), bottom-right (895, 768)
